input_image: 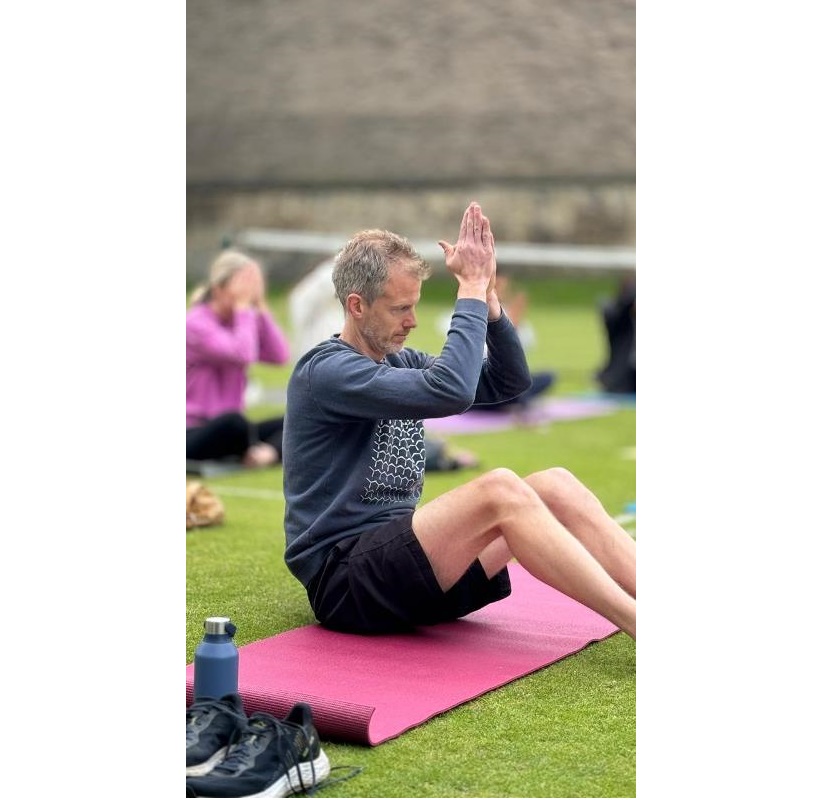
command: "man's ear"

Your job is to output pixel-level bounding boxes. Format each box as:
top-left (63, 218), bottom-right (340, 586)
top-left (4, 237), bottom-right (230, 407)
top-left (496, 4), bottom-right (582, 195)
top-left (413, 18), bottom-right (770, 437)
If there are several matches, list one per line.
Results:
top-left (346, 293), bottom-right (365, 318)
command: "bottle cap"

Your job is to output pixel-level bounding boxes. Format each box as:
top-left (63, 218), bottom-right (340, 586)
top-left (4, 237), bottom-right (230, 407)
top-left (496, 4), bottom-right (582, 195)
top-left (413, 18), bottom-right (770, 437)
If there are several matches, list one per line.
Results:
top-left (204, 616), bottom-right (232, 635)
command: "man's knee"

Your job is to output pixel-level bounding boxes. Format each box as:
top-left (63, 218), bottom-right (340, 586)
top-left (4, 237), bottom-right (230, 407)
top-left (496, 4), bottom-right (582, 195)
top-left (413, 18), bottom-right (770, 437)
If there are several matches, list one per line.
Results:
top-left (529, 466), bottom-right (581, 493)
top-left (477, 468), bottom-right (540, 514)
top-left (528, 466), bottom-right (600, 515)
top-left (549, 466), bottom-right (580, 487)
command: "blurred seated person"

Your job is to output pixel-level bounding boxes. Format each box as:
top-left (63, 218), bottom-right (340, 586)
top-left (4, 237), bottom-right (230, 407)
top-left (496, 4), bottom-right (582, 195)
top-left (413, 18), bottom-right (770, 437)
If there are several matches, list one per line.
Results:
top-left (595, 275), bottom-right (635, 395)
top-left (186, 249), bottom-right (291, 468)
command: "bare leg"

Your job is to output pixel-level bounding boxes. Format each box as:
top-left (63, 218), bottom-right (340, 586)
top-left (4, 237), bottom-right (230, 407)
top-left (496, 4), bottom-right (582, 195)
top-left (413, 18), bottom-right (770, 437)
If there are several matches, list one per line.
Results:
top-left (524, 467), bottom-right (636, 598)
top-left (412, 468), bottom-right (636, 638)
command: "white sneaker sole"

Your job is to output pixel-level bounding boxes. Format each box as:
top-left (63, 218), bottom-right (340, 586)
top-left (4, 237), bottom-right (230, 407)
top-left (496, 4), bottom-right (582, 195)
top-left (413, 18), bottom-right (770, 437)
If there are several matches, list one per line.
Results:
top-left (186, 746), bottom-right (228, 777)
top-left (247, 749), bottom-right (331, 798)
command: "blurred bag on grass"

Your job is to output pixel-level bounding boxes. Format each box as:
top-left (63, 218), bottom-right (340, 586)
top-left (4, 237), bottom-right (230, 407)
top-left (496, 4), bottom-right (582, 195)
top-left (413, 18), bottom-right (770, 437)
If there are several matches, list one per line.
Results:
top-left (186, 481), bottom-right (225, 530)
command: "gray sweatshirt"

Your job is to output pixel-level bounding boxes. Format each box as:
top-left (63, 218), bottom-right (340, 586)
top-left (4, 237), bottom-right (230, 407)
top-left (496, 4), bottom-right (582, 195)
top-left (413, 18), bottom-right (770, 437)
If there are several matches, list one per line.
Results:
top-left (282, 297), bottom-right (532, 587)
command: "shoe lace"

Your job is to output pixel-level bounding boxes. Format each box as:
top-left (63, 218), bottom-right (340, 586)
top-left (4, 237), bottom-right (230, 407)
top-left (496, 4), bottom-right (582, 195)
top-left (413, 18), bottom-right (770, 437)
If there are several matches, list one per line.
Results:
top-left (211, 717), bottom-right (276, 774)
top-left (274, 717), bottom-right (365, 796)
top-left (276, 718), bottom-right (319, 796)
top-left (311, 765), bottom-right (365, 795)
top-left (186, 698), bottom-right (234, 746)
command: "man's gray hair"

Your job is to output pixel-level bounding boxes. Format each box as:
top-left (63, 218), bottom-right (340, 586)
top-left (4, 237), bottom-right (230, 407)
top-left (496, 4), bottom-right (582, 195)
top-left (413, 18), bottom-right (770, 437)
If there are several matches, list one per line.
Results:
top-left (332, 229), bottom-right (432, 307)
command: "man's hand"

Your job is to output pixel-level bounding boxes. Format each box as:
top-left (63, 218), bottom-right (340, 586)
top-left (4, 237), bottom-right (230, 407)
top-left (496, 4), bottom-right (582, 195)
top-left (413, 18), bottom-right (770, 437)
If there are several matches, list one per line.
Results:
top-left (438, 202), bottom-right (495, 301)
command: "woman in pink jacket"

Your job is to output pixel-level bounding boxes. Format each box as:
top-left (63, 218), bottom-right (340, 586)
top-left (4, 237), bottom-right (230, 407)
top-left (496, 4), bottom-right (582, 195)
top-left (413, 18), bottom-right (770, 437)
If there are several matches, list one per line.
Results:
top-left (186, 249), bottom-right (291, 468)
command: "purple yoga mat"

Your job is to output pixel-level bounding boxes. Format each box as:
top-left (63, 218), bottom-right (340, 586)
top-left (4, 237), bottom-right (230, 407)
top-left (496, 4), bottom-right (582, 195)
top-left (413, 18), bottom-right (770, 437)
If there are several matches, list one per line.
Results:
top-left (185, 564), bottom-right (619, 745)
top-left (423, 396), bottom-right (621, 435)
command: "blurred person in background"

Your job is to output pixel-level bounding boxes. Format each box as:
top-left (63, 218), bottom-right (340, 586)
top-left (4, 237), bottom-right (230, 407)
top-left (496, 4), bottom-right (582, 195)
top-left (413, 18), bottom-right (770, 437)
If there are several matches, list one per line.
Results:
top-left (595, 275), bottom-right (635, 395)
top-left (186, 249), bottom-right (291, 468)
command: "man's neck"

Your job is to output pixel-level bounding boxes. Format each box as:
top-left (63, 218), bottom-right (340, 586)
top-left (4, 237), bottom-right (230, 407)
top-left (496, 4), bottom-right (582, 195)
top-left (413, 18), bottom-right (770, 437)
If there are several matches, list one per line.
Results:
top-left (338, 324), bottom-right (383, 362)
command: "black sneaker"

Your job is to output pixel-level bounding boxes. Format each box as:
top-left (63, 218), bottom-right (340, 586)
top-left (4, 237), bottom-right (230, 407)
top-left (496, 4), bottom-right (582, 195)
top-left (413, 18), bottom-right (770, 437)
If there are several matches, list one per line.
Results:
top-left (186, 694), bottom-right (248, 777)
top-left (185, 704), bottom-right (331, 798)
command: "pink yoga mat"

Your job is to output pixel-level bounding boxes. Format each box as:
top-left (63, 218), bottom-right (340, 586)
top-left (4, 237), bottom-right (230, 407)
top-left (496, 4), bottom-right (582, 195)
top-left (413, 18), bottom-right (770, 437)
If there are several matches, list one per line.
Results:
top-left (423, 396), bottom-right (621, 435)
top-left (185, 564), bottom-right (618, 745)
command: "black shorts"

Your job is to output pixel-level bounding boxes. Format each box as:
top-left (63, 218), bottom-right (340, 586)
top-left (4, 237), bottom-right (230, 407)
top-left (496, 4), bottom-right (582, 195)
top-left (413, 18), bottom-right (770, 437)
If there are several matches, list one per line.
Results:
top-left (306, 512), bottom-right (512, 635)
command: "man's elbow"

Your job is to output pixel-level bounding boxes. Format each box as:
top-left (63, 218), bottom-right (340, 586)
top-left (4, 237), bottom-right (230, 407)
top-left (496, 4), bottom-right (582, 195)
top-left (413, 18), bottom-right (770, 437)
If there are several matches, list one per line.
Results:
top-left (432, 387), bottom-right (477, 416)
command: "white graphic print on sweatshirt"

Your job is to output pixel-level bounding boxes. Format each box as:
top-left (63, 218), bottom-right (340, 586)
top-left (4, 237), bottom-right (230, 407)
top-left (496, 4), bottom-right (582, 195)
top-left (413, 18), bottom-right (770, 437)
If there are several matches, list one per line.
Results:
top-left (361, 418), bottom-right (425, 505)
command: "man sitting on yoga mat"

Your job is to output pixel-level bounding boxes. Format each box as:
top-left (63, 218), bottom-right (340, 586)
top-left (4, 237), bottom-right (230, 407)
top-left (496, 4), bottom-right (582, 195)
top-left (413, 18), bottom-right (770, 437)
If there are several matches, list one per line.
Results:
top-left (282, 202), bottom-right (636, 639)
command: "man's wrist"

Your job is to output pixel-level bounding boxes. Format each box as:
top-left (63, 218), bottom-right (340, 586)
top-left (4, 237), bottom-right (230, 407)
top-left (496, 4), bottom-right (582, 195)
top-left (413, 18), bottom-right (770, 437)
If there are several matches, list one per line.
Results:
top-left (487, 302), bottom-right (504, 322)
top-left (456, 286), bottom-right (489, 303)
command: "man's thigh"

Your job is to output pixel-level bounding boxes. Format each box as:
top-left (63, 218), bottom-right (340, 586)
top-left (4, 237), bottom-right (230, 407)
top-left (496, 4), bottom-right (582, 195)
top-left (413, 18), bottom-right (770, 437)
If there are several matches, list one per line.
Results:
top-left (412, 470), bottom-right (514, 590)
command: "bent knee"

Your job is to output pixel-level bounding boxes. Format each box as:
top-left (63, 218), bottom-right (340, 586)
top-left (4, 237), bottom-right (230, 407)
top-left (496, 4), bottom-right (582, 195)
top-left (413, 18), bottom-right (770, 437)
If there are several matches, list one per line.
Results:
top-left (547, 466), bottom-right (579, 488)
top-left (527, 466), bottom-right (582, 492)
top-left (478, 466), bottom-right (524, 490)
top-left (528, 466), bottom-right (599, 511)
top-left (477, 467), bottom-right (540, 514)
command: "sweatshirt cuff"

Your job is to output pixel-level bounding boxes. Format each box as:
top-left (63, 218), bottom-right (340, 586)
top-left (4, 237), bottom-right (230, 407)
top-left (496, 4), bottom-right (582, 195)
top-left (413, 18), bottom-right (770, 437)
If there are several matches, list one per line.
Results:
top-left (454, 297), bottom-right (488, 317)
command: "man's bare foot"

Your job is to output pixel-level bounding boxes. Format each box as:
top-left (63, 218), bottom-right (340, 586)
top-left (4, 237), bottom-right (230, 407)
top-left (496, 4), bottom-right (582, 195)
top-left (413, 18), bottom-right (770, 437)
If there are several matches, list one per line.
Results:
top-left (243, 442), bottom-right (280, 468)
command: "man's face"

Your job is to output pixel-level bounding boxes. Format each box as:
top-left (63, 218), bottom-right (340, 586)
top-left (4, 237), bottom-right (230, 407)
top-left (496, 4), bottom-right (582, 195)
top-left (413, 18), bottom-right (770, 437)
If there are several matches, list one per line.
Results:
top-left (360, 262), bottom-right (421, 360)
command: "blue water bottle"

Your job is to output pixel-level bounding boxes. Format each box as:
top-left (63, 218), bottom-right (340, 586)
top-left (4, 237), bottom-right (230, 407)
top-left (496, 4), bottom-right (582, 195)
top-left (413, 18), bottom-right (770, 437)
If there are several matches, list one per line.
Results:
top-left (193, 616), bottom-right (239, 699)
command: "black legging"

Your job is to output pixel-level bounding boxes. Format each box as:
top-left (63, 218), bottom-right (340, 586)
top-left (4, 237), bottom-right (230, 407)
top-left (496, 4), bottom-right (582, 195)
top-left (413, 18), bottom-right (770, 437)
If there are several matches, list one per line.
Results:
top-left (186, 412), bottom-right (285, 461)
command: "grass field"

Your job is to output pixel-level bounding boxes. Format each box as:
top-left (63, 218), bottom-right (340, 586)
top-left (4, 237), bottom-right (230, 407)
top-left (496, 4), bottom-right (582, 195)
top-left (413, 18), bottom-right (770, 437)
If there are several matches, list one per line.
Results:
top-left (186, 274), bottom-right (636, 798)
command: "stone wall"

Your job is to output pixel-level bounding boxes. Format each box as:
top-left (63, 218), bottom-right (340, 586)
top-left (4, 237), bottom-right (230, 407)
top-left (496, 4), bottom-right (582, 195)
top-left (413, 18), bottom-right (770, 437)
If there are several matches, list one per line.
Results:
top-left (187, 0), bottom-right (635, 281)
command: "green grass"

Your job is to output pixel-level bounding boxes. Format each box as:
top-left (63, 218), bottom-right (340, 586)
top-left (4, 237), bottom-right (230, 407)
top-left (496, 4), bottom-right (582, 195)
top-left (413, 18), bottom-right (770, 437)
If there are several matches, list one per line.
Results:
top-left (186, 275), bottom-right (636, 798)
